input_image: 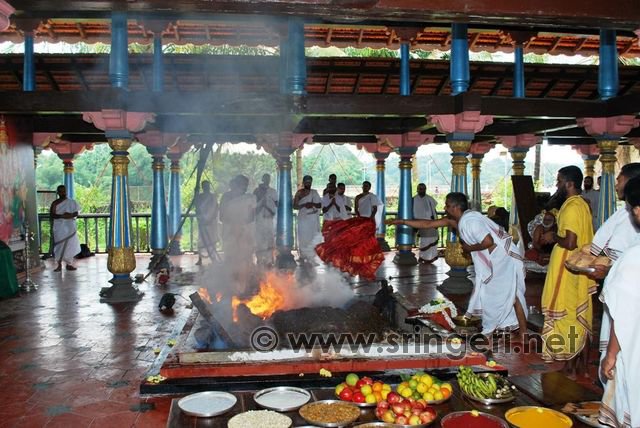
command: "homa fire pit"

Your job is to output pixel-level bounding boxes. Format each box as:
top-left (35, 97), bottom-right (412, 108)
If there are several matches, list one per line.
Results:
top-left (155, 276), bottom-right (486, 385)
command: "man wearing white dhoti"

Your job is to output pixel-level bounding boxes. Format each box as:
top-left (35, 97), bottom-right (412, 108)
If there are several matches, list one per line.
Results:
top-left (336, 183), bottom-right (352, 220)
top-left (195, 180), bottom-right (219, 265)
top-left (355, 181), bottom-right (381, 220)
top-left (413, 183), bottom-right (439, 264)
top-left (253, 174), bottom-right (278, 266)
top-left (388, 192), bottom-right (528, 338)
top-left (598, 175), bottom-right (640, 428)
top-left (294, 175), bottom-right (322, 264)
top-left (50, 185), bottom-right (81, 272)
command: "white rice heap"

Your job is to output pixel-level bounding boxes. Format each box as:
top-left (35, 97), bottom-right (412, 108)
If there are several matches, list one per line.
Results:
top-left (227, 410), bottom-right (292, 428)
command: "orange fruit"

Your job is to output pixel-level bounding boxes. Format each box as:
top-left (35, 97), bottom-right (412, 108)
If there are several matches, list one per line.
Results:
top-left (441, 388), bottom-right (451, 399)
top-left (372, 382), bottom-right (383, 392)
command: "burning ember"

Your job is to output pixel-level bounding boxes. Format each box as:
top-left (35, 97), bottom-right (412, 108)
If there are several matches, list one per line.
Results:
top-left (198, 287), bottom-right (212, 304)
top-left (231, 271), bottom-right (295, 321)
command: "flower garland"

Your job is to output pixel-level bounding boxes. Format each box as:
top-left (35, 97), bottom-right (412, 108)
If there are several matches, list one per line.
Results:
top-left (418, 298), bottom-right (458, 330)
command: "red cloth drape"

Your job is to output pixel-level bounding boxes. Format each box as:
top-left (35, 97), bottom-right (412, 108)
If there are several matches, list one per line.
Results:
top-left (315, 217), bottom-right (384, 280)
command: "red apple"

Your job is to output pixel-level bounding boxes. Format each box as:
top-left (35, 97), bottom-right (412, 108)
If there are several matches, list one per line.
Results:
top-left (353, 392), bottom-right (366, 403)
top-left (395, 415), bottom-right (408, 425)
top-left (412, 401), bottom-right (425, 411)
top-left (412, 407), bottom-right (423, 416)
top-left (361, 376), bottom-right (374, 385)
top-left (420, 410), bottom-right (436, 424)
top-left (339, 388), bottom-right (353, 401)
top-left (375, 407), bottom-right (385, 419)
top-left (377, 400), bottom-right (389, 410)
top-left (355, 379), bottom-right (368, 389)
top-left (391, 404), bottom-right (405, 416)
top-left (387, 392), bottom-right (401, 404)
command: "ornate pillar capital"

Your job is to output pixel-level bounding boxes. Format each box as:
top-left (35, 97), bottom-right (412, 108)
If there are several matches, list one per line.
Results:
top-left (469, 141), bottom-right (494, 156)
top-left (429, 112), bottom-right (494, 140)
top-left (572, 144), bottom-right (600, 158)
top-left (0, 1), bottom-right (15, 32)
top-left (499, 134), bottom-right (539, 150)
top-left (83, 110), bottom-right (156, 137)
top-left (577, 115), bottom-right (639, 138)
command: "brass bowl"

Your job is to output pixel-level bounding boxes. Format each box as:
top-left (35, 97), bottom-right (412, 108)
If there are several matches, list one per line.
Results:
top-left (452, 315), bottom-right (482, 328)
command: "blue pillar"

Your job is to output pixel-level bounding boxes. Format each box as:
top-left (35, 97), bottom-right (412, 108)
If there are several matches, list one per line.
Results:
top-left (400, 42), bottom-right (410, 96)
top-left (279, 36), bottom-right (288, 94)
top-left (513, 45), bottom-right (525, 98)
top-left (442, 139), bottom-right (472, 281)
top-left (470, 154), bottom-right (483, 211)
top-left (147, 147), bottom-right (170, 270)
top-left (101, 135), bottom-right (142, 303)
top-left (286, 18), bottom-right (306, 95)
top-left (450, 23), bottom-right (470, 95)
top-left (23, 33), bottom-right (35, 92)
top-left (393, 148), bottom-right (418, 265)
top-left (62, 158), bottom-right (75, 200)
top-left (152, 33), bottom-right (163, 92)
top-left (275, 146), bottom-right (296, 268)
top-left (109, 12), bottom-right (129, 89)
top-left (375, 152), bottom-right (390, 251)
top-left (167, 154), bottom-right (183, 255)
top-left (598, 29), bottom-right (618, 100)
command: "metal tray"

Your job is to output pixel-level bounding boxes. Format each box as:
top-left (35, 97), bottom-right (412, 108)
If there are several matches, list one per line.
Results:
top-left (254, 386), bottom-right (311, 412)
top-left (574, 413), bottom-right (607, 428)
top-left (177, 391), bottom-right (237, 417)
top-left (565, 261), bottom-right (596, 274)
top-left (353, 420), bottom-right (436, 427)
top-left (441, 411), bottom-right (508, 428)
top-left (461, 389), bottom-right (516, 405)
top-left (299, 400), bottom-right (362, 428)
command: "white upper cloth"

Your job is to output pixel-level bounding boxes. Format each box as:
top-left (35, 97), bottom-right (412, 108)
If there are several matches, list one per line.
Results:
top-left (254, 185), bottom-right (278, 220)
top-left (356, 192), bottom-right (382, 218)
top-left (52, 198), bottom-right (81, 264)
top-left (599, 243), bottom-right (640, 428)
top-left (322, 193), bottom-right (350, 221)
top-left (296, 189), bottom-right (322, 257)
top-left (591, 205), bottom-right (640, 261)
top-left (458, 210), bottom-right (528, 334)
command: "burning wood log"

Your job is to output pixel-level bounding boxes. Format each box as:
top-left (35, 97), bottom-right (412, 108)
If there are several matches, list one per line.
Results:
top-left (189, 292), bottom-right (236, 347)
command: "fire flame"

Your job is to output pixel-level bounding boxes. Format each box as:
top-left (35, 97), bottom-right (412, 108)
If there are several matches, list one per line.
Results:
top-left (198, 287), bottom-right (212, 304)
top-left (231, 271), bottom-right (295, 322)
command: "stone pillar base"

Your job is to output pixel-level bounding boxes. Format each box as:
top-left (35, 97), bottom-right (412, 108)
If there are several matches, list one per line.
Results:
top-left (377, 237), bottom-right (391, 252)
top-left (148, 251), bottom-right (171, 271)
top-left (276, 249), bottom-right (297, 269)
top-left (393, 251), bottom-right (417, 265)
top-left (100, 276), bottom-right (144, 304)
top-left (438, 273), bottom-right (473, 295)
top-left (167, 240), bottom-right (183, 256)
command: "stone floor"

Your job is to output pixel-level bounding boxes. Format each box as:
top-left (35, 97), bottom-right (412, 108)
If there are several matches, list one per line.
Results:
top-left (0, 252), bottom-right (602, 427)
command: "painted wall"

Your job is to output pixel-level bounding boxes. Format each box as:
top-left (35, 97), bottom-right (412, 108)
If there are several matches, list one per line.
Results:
top-left (0, 127), bottom-right (40, 264)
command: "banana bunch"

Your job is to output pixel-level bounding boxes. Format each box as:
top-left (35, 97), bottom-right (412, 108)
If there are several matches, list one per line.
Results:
top-left (457, 366), bottom-right (502, 400)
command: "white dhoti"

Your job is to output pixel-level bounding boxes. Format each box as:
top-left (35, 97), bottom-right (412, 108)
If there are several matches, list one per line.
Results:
top-left (296, 190), bottom-right (322, 261)
top-left (459, 211), bottom-right (528, 335)
top-left (254, 186), bottom-right (278, 265)
top-left (53, 199), bottom-right (81, 265)
top-left (598, 244), bottom-right (640, 428)
top-left (413, 194), bottom-right (438, 262)
top-left (255, 215), bottom-right (275, 264)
